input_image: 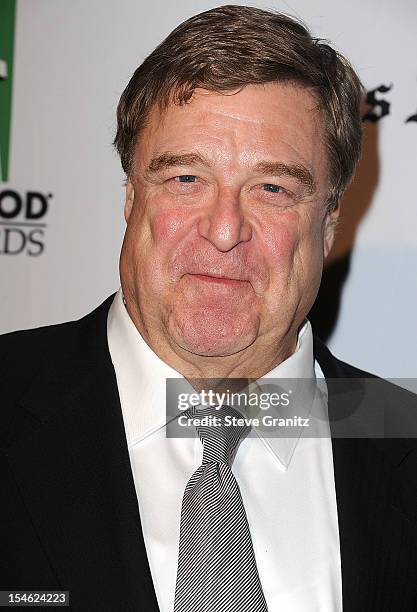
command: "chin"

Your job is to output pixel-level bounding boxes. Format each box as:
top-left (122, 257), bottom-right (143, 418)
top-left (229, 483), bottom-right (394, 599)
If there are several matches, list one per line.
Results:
top-left (169, 308), bottom-right (258, 357)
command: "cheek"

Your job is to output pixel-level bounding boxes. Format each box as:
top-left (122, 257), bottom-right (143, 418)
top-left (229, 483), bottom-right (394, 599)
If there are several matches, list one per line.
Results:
top-left (150, 208), bottom-right (190, 243)
top-left (140, 207), bottom-right (193, 292)
top-left (260, 214), bottom-right (300, 265)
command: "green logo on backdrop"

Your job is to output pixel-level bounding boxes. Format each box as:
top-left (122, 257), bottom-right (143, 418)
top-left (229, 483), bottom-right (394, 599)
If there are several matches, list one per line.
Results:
top-left (0, 0), bottom-right (16, 182)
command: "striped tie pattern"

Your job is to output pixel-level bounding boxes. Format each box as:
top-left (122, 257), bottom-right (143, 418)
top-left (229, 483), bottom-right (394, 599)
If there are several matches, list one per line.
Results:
top-left (173, 404), bottom-right (269, 612)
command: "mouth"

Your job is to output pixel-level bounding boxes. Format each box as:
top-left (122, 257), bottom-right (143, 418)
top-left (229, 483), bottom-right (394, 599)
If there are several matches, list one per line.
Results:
top-left (187, 273), bottom-right (248, 287)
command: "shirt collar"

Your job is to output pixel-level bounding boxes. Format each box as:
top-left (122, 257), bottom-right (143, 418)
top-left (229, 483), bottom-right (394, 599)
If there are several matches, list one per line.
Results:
top-left (107, 288), bottom-right (326, 469)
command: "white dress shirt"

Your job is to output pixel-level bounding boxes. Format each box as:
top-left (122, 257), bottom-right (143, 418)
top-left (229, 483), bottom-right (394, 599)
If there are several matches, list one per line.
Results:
top-left (107, 289), bottom-right (342, 611)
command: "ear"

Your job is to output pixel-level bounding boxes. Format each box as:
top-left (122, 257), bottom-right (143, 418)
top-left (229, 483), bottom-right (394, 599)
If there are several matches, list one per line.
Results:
top-left (323, 203), bottom-right (340, 258)
top-left (124, 180), bottom-right (135, 222)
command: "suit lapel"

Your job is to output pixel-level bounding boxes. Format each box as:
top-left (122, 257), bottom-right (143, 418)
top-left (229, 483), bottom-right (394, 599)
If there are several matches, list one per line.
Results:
top-left (314, 336), bottom-right (417, 611)
top-left (3, 297), bottom-right (159, 611)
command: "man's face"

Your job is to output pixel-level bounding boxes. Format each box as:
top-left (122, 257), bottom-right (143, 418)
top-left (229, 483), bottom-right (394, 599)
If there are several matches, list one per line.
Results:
top-left (120, 83), bottom-right (338, 361)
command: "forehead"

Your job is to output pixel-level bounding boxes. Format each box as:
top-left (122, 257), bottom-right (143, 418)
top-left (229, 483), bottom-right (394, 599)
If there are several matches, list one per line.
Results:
top-left (135, 83), bottom-right (328, 183)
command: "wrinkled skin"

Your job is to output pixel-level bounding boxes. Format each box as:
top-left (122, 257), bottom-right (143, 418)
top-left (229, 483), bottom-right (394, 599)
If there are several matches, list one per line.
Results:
top-left (120, 83), bottom-right (339, 379)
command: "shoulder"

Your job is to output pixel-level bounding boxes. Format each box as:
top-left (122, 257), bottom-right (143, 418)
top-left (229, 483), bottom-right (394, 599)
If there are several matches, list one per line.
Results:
top-left (0, 295), bottom-right (115, 436)
top-left (0, 294), bottom-right (115, 362)
top-left (314, 334), bottom-right (417, 444)
top-left (0, 319), bottom-right (80, 401)
top-left (314, 333), bottom-right (416, 397)
top-left (1, 318), bottom-right (77, 363)
top-left (313, 334), bottom-right (378, 379)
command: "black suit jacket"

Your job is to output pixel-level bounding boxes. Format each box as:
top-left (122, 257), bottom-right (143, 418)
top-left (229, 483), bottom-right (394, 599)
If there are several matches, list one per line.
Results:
top-left (1, 295), bottom-right (417, 611)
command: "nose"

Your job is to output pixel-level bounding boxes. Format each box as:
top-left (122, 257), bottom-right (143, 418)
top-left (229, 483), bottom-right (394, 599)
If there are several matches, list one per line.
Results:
top-left (197, 187), bottom-right (252, 252)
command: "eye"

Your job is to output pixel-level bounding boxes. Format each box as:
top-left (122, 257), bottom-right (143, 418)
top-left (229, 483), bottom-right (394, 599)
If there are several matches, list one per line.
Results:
top-left (174, 175), bottom-right (197, 183)
top-left (262, 183), bottom-right (286, 193)
top-left (251, 182), bottom-right (295, 208)
top-left (165, 174), bottom-right (204, 196)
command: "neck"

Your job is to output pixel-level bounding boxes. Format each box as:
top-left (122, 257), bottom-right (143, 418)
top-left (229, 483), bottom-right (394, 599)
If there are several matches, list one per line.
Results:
top-left (124, 300), bottom-right (299, 380)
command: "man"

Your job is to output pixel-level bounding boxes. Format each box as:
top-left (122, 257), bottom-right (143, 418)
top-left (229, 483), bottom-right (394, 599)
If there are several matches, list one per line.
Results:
top-left (1, 5), bottom-right (417, 611)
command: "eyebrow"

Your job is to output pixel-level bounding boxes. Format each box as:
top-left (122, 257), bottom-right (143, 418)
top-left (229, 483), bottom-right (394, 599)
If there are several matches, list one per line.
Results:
top-left (147, 152), bottom-right (212, 174)
top-left (147, 152), bottom-right (315, 193)
top-left (253, 161), bottom-right (315, 193)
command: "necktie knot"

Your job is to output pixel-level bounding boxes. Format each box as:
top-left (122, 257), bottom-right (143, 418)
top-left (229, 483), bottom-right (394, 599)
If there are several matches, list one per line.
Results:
top-left (190, 404), bottom-right (250, 466)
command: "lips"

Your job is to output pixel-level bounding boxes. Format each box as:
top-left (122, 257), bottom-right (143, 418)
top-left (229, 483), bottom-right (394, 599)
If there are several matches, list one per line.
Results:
top-left (187, 273), bottom-right (248, 286)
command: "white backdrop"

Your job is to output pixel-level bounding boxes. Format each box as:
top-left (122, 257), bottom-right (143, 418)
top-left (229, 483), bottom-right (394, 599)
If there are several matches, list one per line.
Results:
top-left (1, 0), bottom-right (416, 380)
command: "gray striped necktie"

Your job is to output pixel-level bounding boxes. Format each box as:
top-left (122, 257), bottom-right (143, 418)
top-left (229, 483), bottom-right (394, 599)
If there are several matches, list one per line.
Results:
top-left (173, 404), bottom-right (268, 612)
